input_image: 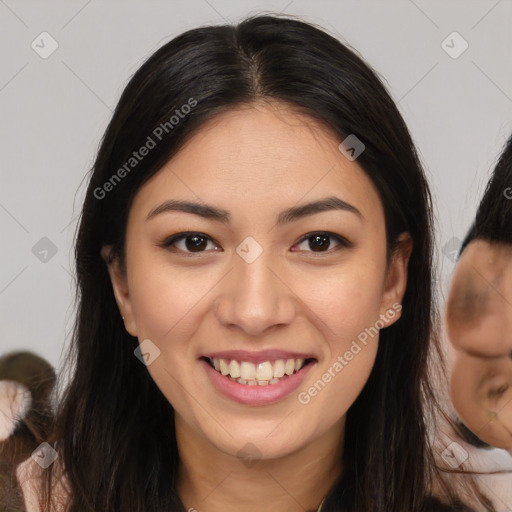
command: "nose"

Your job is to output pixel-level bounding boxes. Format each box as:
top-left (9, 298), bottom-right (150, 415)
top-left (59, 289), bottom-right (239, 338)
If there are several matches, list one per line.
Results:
top-left (213, 248), bottom-right (297, 337)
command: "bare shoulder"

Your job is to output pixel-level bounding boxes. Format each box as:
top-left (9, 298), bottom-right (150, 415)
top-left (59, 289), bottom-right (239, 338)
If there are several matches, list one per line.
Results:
top-left (16, 452), bottom-right (71, 512)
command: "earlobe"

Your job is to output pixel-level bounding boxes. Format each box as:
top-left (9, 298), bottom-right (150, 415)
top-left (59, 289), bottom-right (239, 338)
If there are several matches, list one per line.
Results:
top-left (380, 232), bottom-right (413, 326)
top-left (101, 245), bottom-right (137, 336)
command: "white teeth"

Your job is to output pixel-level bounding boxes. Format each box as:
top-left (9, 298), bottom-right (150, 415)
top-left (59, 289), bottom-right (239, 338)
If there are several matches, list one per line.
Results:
top-left (256, 361), bottom-right (273, 381)
top-left (208, 356), bottom-right (311, 385)
top-left (273, 359), bottom-right (285, 378)
top-left (219, 359), bottom-right (229, 376)
top-left (228, 360), bottom-right (241, 378)
top-left (284, 359), bottom-right (295, 376)
top-left (240, 361), bottom-right (256, 381)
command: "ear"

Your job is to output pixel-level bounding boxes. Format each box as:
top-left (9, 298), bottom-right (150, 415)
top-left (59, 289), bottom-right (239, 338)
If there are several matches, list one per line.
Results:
top-left (101, 245), bottom-right (138, 337)
top-left (379, 232), bottom-right (413, 327)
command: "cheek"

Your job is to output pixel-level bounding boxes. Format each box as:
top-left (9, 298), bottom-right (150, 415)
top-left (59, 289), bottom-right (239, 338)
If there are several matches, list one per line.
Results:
top-left (450, 355), bottom-right (488, 432)
top-left (450, 359), bottom-right (474, 417)
top-left (127, 264), bottom-right (209, 410)
top-left (129, 259), bottom-right (219, 343)
top-left (303, 262), bottom-right (385, 339)
top-left (295, 265), bottom-right (383, 414)
top-left (126, 262), bottom-right (215, 400)
top-left (297, 324), bottom-right (379, 428)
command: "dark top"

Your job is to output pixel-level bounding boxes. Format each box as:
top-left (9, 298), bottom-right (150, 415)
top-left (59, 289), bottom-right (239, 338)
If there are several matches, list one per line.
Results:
top-left (318, 475), bottom-right (477, 511)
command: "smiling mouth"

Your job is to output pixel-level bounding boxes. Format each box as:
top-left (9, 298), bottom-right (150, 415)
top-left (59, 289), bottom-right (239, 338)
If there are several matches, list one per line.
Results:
top-left (200, 356), bottom-right (316, 386)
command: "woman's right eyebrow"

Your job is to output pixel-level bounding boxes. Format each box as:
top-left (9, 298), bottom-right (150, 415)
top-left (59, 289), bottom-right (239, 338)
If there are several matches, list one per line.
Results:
top-left (145, 196), bottom-right (364, 225)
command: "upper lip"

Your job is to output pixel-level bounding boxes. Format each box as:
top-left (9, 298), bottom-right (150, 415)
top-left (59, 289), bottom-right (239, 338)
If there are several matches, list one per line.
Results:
top-left (201, 349), bottom-right (317, 365)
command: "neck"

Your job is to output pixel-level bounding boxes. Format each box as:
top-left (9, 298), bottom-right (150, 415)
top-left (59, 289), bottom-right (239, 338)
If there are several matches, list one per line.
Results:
top-left (175, 415), bottom-right (345, 512)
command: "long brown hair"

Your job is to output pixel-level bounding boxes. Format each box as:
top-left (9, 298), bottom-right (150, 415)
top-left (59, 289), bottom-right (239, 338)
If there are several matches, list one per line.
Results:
top-left (36, 13), bottom-right (496, 511)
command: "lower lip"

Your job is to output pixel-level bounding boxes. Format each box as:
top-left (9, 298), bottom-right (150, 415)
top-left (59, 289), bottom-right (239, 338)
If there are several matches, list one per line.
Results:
top-left (200, 358), bottom-right (316, 406)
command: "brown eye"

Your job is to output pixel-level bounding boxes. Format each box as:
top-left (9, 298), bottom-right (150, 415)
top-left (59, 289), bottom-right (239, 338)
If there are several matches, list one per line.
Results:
top-left (293, 231), bottom-right (352, 253)
top-left (160, 232), bottom-right (221, 254)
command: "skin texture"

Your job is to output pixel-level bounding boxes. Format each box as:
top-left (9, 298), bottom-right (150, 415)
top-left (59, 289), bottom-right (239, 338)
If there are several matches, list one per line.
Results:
top-left (102, 101), bottom-right (412, 512)
top-left (447, 239), bottom-right (512, 450)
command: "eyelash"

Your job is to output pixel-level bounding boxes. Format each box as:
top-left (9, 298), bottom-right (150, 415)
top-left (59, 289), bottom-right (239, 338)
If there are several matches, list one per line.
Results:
top-left (158, 231), bottom-right (352, 256)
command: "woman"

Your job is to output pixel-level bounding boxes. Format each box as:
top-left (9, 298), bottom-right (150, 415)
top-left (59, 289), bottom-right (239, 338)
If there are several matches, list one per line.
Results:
top-left (17, 13), bottom-right (495, 512)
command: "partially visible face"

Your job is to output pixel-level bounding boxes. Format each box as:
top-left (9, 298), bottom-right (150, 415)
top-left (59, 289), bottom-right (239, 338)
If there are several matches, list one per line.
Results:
top-left (447, 239), bottom-right (512, 449)
top-left (103, 101), bottom-right (411, 461)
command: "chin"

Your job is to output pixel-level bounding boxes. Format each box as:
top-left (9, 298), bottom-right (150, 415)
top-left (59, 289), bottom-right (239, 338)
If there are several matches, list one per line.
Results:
top-left (207, 425), bottom-right (305, 461)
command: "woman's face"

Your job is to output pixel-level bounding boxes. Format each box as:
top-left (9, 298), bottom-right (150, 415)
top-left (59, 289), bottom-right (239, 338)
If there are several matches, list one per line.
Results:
top-left (103, 101), bottom-right (411, 461)
top-left (447, 239), bottom-right (512, 449)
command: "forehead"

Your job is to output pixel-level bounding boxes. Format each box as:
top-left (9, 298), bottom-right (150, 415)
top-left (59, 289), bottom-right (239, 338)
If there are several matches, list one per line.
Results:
top-left (130, 101), bottom-right (384, 227)
top-left (167, 101), bottom-right (355, 180)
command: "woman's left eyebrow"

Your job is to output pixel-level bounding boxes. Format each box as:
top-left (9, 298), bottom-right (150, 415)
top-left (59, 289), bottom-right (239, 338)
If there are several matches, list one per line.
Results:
top-left (145, 195), bottom-right (364, 224)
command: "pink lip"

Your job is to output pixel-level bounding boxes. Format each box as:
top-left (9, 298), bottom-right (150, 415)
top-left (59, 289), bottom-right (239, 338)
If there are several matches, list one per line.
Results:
top-left (200, 358), bottom-right (316, 406)
top-left (201, 349), bottom-right (317, 364)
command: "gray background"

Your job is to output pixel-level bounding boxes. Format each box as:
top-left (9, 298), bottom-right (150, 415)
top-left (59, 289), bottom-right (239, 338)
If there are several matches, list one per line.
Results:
top-left (1, 0), bottom-right (512, 369)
